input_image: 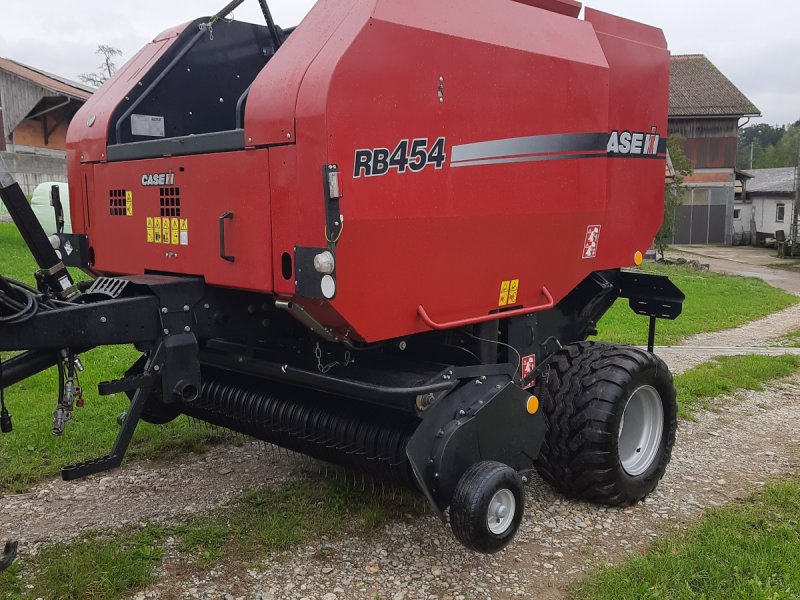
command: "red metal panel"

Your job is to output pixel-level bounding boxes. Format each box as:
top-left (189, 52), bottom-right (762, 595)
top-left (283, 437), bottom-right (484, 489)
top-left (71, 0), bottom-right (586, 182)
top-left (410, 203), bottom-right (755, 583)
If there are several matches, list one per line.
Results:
top-left (584, 8), bottom-right (667, 49)
top-left (88, 150), bottom-right (273, 292)
top-left (585, 10), bottom-right (670, 280)
top-left (245, 0), bottom-right (369, 146)
top-left (290, 0), bottom-right (617, 341)
top-left (65, 0), bottom-right (670, 344)
top-left (512, 0), bottom-right (582, 18)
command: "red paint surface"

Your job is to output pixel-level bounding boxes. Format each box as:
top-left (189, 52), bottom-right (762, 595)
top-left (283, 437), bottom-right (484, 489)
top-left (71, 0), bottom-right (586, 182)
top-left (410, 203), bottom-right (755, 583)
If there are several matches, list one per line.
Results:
top-left (66, 0), bottom-right (670, 342)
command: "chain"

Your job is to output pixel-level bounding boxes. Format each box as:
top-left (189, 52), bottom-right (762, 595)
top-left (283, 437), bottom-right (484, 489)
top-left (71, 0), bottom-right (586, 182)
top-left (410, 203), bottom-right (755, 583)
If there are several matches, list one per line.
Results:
top-left (199, 22), bottom-right (215, 41)
top-left (315, 343), bottom-right (352, 374)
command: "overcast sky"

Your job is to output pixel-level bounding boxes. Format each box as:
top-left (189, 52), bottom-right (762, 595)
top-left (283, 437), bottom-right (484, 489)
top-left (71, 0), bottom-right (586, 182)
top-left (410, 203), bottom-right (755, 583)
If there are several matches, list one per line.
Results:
top-left (1, 1), bottom-right (797, 126)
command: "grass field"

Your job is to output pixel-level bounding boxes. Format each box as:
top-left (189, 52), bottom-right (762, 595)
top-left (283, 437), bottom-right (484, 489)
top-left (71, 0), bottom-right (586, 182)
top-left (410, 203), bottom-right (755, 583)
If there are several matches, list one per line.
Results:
top-left (0, 223), bottom-right (228, 492)
top-left (778, 330), bottom-right (800, 348)
top-left (0, 477), bottom-right (411, 600)
top-left (673, 354), bottom-right (800, 419)
top-left (575, 478), bottom-right (800, 600)
top-left (595, 264), bottom-right (798, 346)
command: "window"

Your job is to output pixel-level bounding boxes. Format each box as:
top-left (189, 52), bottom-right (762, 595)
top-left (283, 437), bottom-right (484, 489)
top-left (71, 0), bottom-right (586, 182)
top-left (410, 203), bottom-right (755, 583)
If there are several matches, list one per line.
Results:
top-left (777, 203), bottom-right (786, 223)
top-left (733, 208), bottom-right (742, 220)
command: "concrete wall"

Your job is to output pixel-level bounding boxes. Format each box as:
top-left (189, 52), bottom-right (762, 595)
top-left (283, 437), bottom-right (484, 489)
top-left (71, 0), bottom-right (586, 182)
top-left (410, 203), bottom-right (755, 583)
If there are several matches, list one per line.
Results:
top-left (0, 151), bottom-right (67, 210)
top-left (734, 195), bottom-right (796, 237)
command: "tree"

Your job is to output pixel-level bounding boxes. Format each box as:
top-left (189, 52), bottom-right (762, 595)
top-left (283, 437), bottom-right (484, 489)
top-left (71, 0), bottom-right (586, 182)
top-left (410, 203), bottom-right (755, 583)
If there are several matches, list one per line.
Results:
top-left (654, 135), bottom-right (693, 259)
top-left (78, 45), bottom-right (123, 88)
top-left (737, 121), bottom-right (800, 169)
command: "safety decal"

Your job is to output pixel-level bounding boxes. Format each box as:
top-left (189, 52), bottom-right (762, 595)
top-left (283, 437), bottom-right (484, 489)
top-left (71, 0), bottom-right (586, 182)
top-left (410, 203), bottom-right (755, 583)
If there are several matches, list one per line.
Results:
top-left (582, 225), bottom-right (601, 260)
top-left (521, 354), bottom-right (536, 389)
top-left (146, 216), bottom-right (189, 246)
top-left (498, 279), bottom-right (520, 307)
top-left (125, 191), bottom-right (134, 216)
top-left (508, 279), bottom-right (519, 305)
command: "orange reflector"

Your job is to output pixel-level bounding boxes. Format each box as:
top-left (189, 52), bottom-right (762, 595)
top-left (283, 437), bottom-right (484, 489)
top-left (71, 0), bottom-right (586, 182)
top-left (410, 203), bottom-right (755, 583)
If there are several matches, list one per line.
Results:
top-left (526, 396), bottom-right (540, 415)
top-left (634, 251), bottom-right (644, 266)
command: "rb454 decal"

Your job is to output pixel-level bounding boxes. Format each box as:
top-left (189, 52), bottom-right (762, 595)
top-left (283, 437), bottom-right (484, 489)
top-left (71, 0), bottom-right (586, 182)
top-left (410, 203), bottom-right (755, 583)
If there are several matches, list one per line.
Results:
top-left (354, 138), bottom-right (446, 178)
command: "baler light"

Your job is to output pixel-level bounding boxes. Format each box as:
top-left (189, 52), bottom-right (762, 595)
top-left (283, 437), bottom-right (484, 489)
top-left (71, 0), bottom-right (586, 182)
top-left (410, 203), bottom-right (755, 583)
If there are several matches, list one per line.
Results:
top-left (321, 275), bottom-right (336, 299)
top-left (327, 170), bottom-right (342, 200)
top-left (526, 396), bottom-right (540, 415)
top-left (634, 251), bottom-right (644, 266)
top-left (314, 251), bottom-right (336, 274)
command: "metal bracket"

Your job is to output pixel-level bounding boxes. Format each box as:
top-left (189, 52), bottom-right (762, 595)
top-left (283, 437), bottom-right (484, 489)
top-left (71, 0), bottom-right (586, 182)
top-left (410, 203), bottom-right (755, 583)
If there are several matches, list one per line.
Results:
top-left (61, 343), bottom-right (163, 481)
top-left (323, 165), bottom-right (343, 244)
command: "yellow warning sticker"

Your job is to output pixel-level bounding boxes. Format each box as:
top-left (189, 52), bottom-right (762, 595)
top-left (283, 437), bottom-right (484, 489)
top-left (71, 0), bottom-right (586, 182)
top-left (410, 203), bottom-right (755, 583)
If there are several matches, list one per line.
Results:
top-left (125, 191), bottom-right (134, 216)
top-left (170, 218), bottom-right (179, 245)
top-left (145, 216), bottom-right (189, 246)
top-left (508, 279), bottom-right (520, 305)
top-left (499, 281), bottom-right (511, 307)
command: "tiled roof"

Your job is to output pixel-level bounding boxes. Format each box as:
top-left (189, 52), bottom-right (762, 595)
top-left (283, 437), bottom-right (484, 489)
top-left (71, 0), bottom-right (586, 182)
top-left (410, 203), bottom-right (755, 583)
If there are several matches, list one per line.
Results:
top-left (743, 167), bottom-right (797, 194)
top-left (670, 54), bottom-right (760, 118)
top-left (0, 57), bottom-right (92, 101)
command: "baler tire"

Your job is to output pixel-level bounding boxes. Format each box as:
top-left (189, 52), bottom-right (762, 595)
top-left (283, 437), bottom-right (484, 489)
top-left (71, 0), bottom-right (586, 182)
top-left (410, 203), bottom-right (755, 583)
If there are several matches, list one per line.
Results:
top-left (534, 342), bottom-right (677, 506)
top-left (449, 461), bottom-right (524, 554)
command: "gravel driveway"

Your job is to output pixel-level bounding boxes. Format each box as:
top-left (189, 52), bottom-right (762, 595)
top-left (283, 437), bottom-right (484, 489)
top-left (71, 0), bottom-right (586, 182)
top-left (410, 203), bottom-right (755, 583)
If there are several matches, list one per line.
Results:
top-left (2, 304), bottom-right (800, 599)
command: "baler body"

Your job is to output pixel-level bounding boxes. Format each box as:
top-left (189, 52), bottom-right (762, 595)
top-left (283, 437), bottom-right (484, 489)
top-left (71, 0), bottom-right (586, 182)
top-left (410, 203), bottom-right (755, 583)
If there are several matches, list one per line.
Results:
top-left (66, 0), bottom-right (669, 343)
top-left (1, 0), bottom-right (685, 554)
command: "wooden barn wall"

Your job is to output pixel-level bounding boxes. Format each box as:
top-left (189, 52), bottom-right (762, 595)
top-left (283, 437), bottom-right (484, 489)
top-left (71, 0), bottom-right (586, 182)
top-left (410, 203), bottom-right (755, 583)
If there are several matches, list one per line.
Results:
top-left (0, 71), bottom-right (51, 138)
top-left (669, 117), bottom-right (740, 170)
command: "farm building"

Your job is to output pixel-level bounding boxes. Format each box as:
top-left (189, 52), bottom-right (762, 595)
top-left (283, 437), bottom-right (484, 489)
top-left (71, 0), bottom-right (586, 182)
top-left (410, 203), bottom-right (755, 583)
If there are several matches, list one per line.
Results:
top-left (0, 57), bottom-right (92, 197)
top-left (668, 54), bottom-right (760, 245)
top-left (735, 167), bottom-right (798, 245)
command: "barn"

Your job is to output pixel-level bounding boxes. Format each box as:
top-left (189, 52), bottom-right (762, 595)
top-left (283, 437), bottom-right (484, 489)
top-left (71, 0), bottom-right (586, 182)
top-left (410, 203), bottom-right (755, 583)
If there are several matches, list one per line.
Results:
top-left (669, 54), bottom-right (760, 245)
top-left (0, 57), bottom-right (92, 197)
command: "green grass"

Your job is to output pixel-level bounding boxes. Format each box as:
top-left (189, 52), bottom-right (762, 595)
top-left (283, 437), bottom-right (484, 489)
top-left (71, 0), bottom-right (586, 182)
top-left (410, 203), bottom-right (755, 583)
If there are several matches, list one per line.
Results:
top-left (574, 478), bottom-right (800, 600)
top-left (595, 264), bottom-right (798, 346)
top-left (673, 354), bottom-right (800, 419)
top-left (24, 528), bottom-right (166, 600)
top-left (777, 330), bottom-right (800, 348)
top-left (0, 223), bottom-right (229, 492)
top-left (3, 477), bottom-right (405, 599)
top-left (176, 478), bottom-right (396, 563)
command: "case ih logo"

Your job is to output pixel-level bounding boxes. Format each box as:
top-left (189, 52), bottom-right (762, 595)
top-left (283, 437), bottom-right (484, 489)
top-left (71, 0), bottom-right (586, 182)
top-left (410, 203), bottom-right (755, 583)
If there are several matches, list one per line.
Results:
top-left (141, 173), bottom-right (175, 187)
top-left (607, 127), bottom-right (661, 156)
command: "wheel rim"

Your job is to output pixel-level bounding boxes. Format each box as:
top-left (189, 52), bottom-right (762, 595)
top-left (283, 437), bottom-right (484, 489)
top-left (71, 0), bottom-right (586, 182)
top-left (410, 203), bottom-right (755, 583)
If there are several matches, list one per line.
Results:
top-left (618, 385), bottom-right (664, 476)
top-left (487, 489), bottom-right (516, 535)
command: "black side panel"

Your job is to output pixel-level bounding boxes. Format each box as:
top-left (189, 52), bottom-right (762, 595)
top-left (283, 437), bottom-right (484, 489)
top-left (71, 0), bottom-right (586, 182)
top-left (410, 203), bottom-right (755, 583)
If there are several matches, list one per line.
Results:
top-left (109, 18), bottom-right (280, 145)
